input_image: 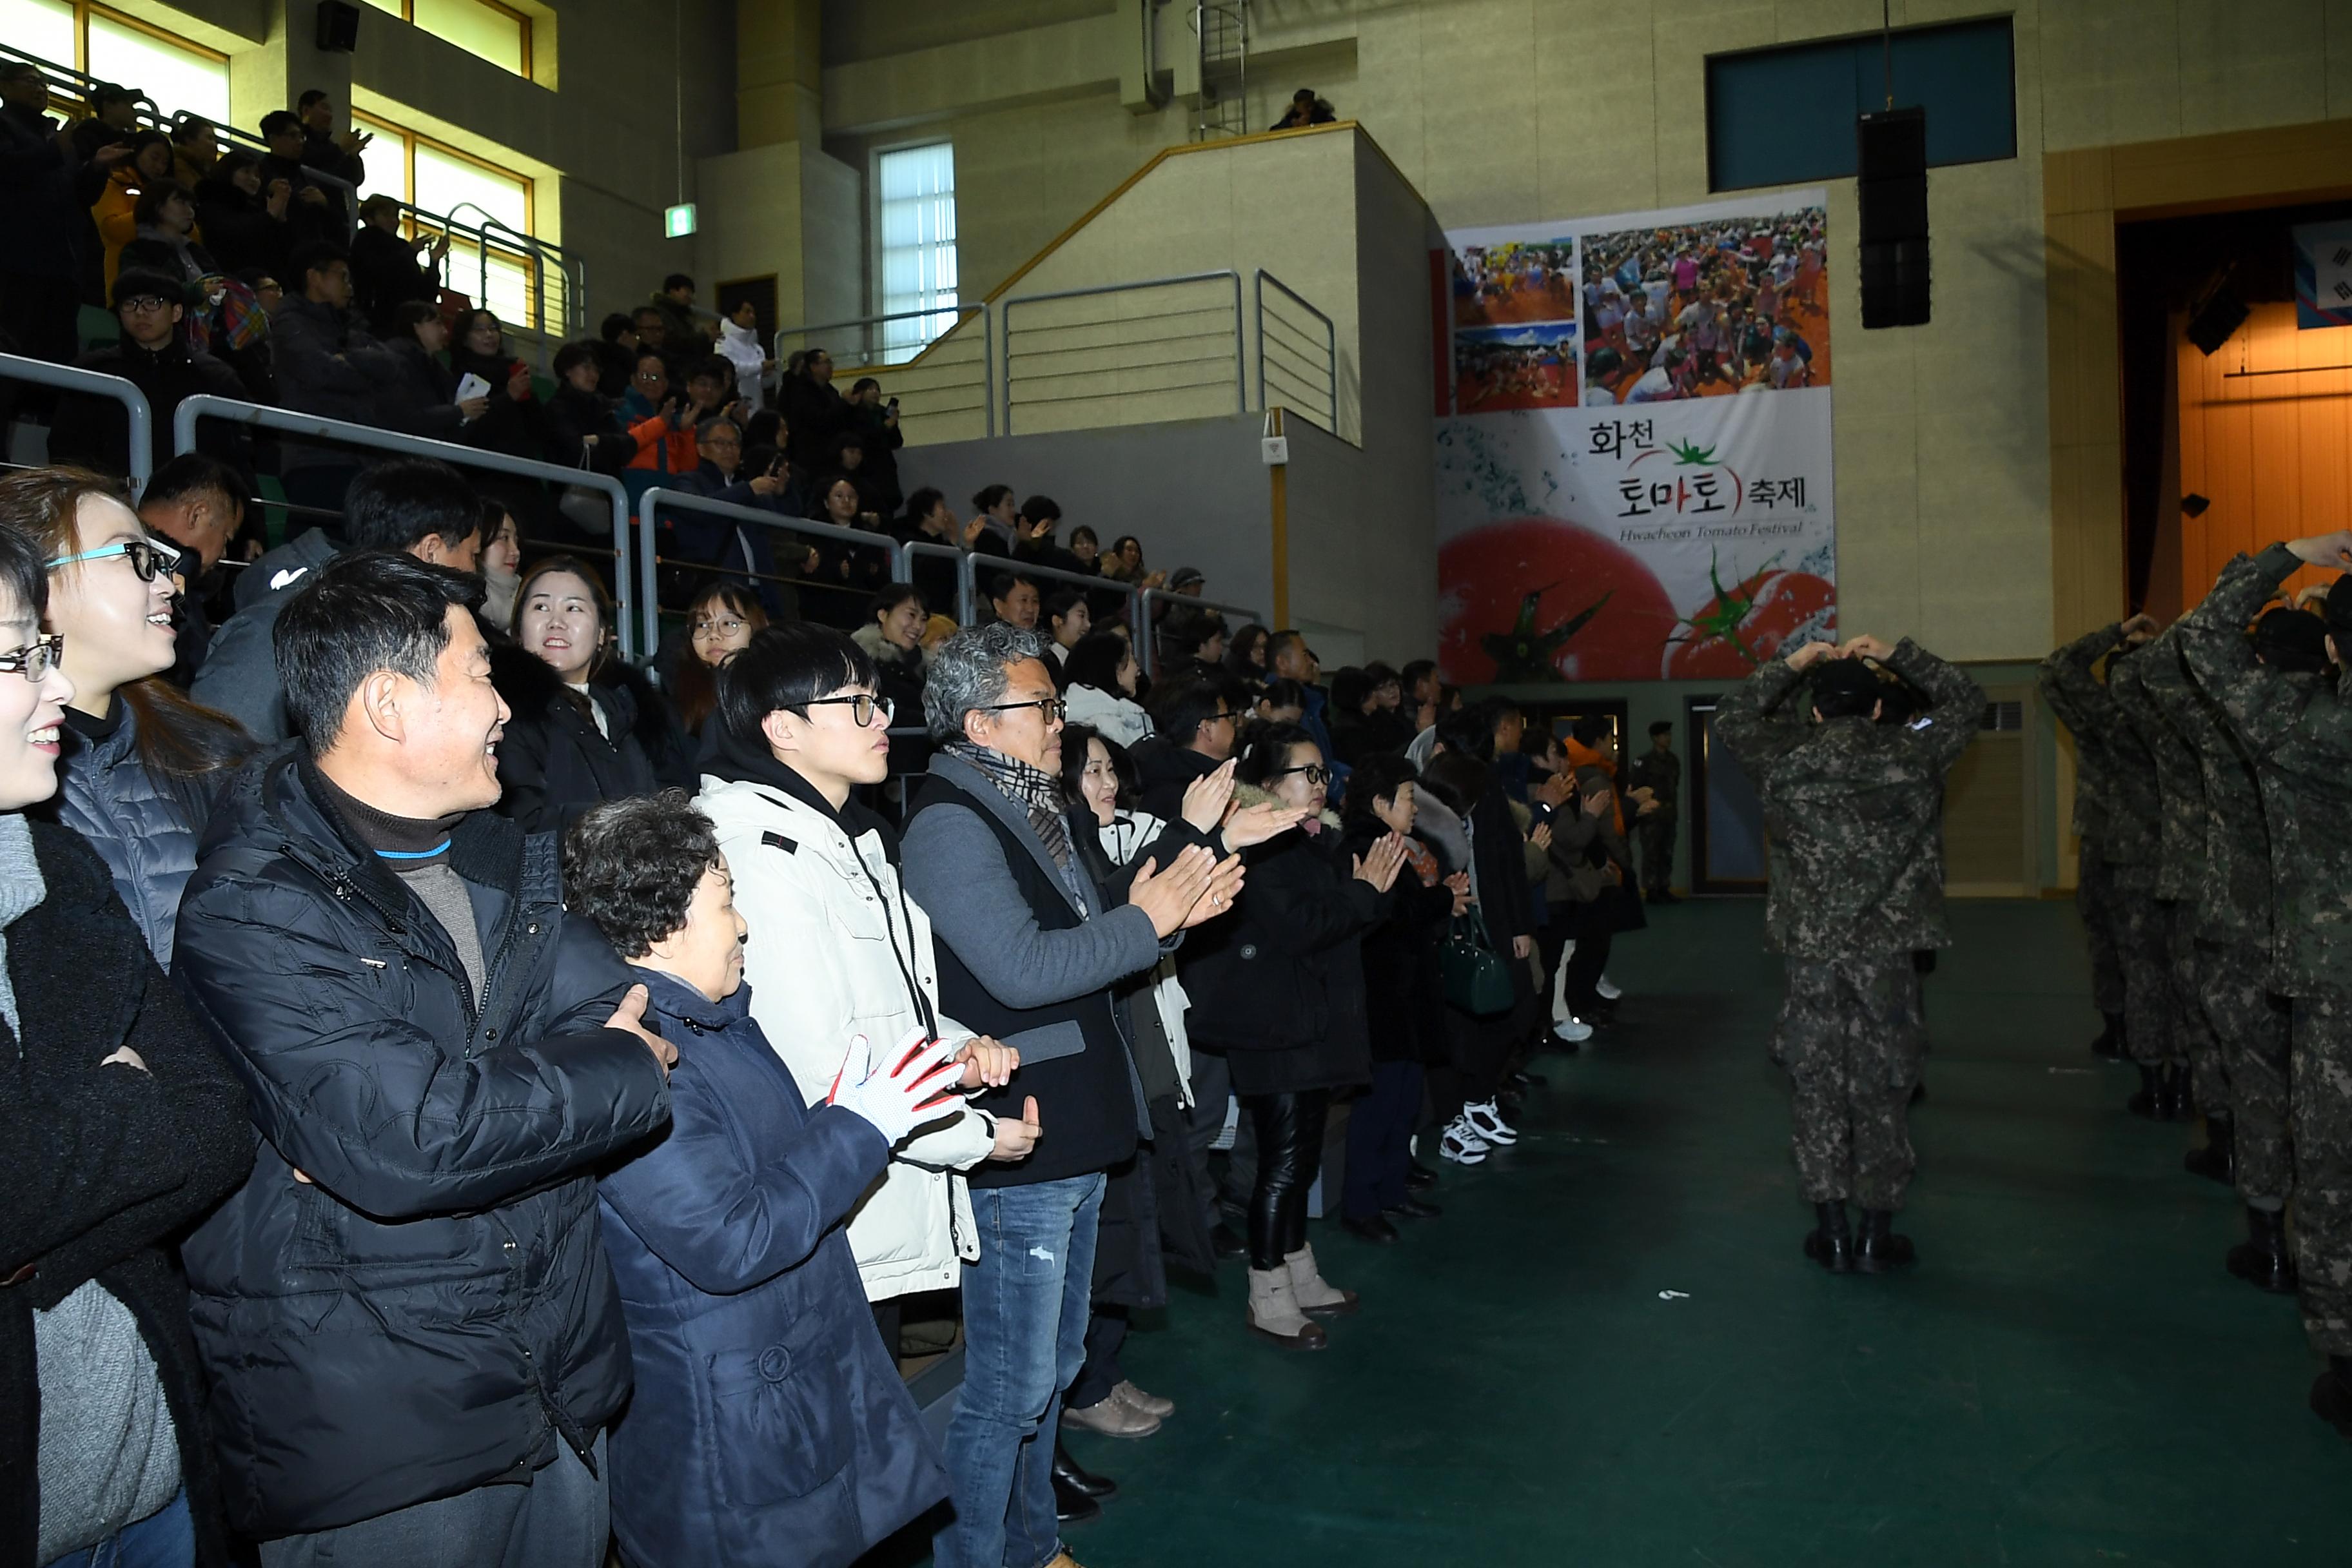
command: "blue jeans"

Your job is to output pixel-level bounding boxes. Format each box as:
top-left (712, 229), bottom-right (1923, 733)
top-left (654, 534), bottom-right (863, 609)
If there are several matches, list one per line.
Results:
top-left (44, 1491), bottom-right (192, 1568)
top-left (935, 1172), bottom-right (1106, 1568)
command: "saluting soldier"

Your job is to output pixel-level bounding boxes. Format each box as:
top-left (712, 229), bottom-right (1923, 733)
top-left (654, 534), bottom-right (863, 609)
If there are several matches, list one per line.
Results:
top-left (1715, 632), bottom-right (1983, 1274)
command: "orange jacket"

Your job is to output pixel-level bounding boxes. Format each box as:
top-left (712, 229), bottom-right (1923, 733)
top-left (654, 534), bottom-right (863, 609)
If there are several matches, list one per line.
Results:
top-left (1563, 737), bottom-right (1628, 838)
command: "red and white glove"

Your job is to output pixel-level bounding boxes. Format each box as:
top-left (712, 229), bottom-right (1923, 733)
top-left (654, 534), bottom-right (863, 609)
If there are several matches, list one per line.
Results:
top-left (827, 1027), bottom-right (966, 1146)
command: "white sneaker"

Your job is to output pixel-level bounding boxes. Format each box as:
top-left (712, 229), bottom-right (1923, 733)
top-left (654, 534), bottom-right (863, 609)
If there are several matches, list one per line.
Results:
top-left (1440, 1117), bottom-right (1489, 1164)
top-left (1463, 1099), bottom-right (1518, 1146)
top-left (1553, 1015), bottom-right (1594, 1044)
top-left (1596, 975), bottom-right (1623, 1001)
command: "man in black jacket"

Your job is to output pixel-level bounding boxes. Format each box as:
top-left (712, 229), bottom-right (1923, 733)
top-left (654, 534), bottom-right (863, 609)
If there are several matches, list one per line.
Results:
top-left (48, 268), bottom-right (249, 478)
top-left (349, 192), bottom-right (447, 333)
top-left (177, 550), bottom-right (675, 1563)
top-left (1132, 672), bottom-right (1242, 821)
top-left (1, 63), bottom-right (126, 370)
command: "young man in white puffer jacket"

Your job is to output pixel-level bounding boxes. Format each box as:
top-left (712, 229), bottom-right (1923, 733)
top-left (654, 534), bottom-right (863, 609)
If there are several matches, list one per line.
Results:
top-left (696, 623), bottom-right (1039, 1324)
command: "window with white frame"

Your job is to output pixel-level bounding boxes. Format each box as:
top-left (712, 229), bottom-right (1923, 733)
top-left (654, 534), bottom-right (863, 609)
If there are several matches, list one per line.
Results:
top-left (877, 142), bottom-right (959, 364)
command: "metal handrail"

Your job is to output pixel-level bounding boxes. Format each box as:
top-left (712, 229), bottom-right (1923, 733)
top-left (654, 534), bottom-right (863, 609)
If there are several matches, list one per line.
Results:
top-left (1255, 269), bottom-right (1337, 431)
top-left (1000, 270), bottom-right (1244, 435)
top-left (170, 394), bottom-right (642, 659)
top-left (977, 554), bottom-right (1142, 627)
top-left (634, 487), bottom-right (899, 656)
top-left (1136, 585), bottom-right (1265, 680)
top-left (896, 540), bottom-right (975, 627)
top-left (0, 353), bottom-right (155, 493)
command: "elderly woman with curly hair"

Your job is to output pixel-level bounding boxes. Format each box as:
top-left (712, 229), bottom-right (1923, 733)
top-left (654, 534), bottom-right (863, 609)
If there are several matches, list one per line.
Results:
top-left (564, 790), bottom-right (971, 1568)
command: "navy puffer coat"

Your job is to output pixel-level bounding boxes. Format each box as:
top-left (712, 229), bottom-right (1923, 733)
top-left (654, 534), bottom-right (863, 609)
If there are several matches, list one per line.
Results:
top-left (50, 701), bottom-right (231, 970)
top-left (600, 968), bottom-right (948, 1568)
top-left (175, 754), bottom-right (673, 1538)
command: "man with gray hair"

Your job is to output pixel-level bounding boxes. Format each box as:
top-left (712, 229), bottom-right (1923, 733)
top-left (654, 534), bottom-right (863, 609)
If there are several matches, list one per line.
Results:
top-left (901, 622), bottom-right (1237, 1568)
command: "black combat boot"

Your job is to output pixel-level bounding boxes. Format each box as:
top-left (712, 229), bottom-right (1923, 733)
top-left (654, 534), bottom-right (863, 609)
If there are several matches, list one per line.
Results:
top-left (1802, 1200), bottom-right (1854, 1273)
top-left (2160, 1062), bottom-right (2193, 1122)
top-left (2226, 1205), bottom-right (2297, 1295)
top-left (2309, 1356), bottom-right (2352, 1440)
top-left (2126, 1064), bottom-right (2163, 1119)
top-left (2183, 1115), bottom-right (2235, 1184)
top-left (2091, 1010), bottom-right (2126, 1060)
top-left (1854, 1208), bottom-right (1916, 1273)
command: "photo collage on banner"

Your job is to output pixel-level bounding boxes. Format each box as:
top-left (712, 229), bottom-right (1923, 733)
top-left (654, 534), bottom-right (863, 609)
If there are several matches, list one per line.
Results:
top-left (1435, 190), bottom-right (1837, 683)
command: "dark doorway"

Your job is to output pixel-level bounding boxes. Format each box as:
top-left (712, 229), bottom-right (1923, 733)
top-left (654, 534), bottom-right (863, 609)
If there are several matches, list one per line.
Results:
top-left (1687, 694), bottom-right (1766, 895)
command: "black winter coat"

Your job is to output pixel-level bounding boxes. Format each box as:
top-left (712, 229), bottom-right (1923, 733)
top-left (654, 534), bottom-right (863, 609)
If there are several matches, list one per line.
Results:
top-left (376, 335), bottom-right (467, 438)
top-left (781, 373), bottom-right (848, 477)
top-left (174, 755), bottom-right (672, 1538)
top-left (1183, 817), bottom-right (1386, 1095)
top-left (1, 821), bottom-right (253, 1568)
top-left (191, 175), bottom-right (290, 279)
top-left (491, 644), bottom-right (664, 834)
top-left (349, 221), bottom-right (437, 335)
top-left (1340, 819), bottom-right (1453, 1066)
top-left (49, 336), bottom-right (248, 478)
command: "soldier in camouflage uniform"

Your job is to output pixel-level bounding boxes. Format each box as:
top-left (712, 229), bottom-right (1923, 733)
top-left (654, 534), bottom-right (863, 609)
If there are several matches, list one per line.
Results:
top-left (1716, 633), bottom-right (1983, 1274)
top-left (2037, 627), bottom-right (2135, 1057)
top-left (1628, 721), bottom-right (1681, 902)
top-left (2042, 620), bottom-right (2182, 1116)
top-left (2164, 604), bottom-right (2329, 1291)
top-left (2177, 529), bottom-right (2352, 1436)
top-left (2122, 627), bottom-right (2230, 1137)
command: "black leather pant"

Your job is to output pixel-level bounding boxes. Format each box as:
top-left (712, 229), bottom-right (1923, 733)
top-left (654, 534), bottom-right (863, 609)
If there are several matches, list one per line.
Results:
top-left (1240, 1088), bottom-right (1329, 1270)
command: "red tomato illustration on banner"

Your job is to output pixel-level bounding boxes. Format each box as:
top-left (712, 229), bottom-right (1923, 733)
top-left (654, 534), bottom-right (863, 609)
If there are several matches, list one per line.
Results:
top-left (1662, 554), bottom-right (1837, 678)
top-left (1438, 520), bottom-right (1680, 683)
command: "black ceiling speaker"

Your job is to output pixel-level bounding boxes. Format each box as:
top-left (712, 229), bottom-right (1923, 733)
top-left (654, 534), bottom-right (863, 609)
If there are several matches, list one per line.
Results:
top-left (1857, 106), bottom-right (1929, 328)
top-left (2186, 270), bottom-right (2249, 356)
top-left (316, 0), bottom-right (360, 53)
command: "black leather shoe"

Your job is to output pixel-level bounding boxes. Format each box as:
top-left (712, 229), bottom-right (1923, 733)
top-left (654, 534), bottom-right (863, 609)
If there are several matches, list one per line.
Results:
top-left (2159, 1062), bottom-right (2192, 1122)
top-left (1405, 1161), bottom-right (1438, 1191)
top-left (1052, 1453), bottom-right (1104, 1523)
top-left (2126, 1064), bottom-right (2162, 1119)
top-left (2312, 1356), bottom-right (2352, 1440)
top-left (1854, 1208), bottom-right (1916, 1273)
top-left (1802, 1200), bottom-right (1853, 1273)
top-left (2091, 1010), bottom-right (2126, 1060)
top-left (2184, 1116), bottom-right (2236, 1185)
top-left (1053, 1438), bottom-right (1117, 1498)
top-left (1385, 1197), bottom-right (1442, 1220)
top-left (1342, 1213), bottom-right (1401, 1245)
top-left (2226, 1204), bottom-right (2298, 1295)
top-left (1209, 1221), bottom-right (1246, 1261)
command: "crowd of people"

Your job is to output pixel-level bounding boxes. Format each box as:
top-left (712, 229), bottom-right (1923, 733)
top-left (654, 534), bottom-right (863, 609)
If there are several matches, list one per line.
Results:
top-left (0, 415), bottom-right (1713, 1565)
top-left (1578, 211), bottom-right (1827, 404)
top-left (2039, 536), bottom-right (2352, 1436)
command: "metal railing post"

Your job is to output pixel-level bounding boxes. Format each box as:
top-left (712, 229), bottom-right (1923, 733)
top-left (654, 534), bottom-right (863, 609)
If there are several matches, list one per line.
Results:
top-left (168, 393), bottom-right (640, 660)
top-left (0, 353), bottom-right (156, 495)
top-left (1135, 586), bottom-right (1266, 681)
top-left (1230, 270), bottom-right (1245, 414)
top-left (897, 539), bottom-right (977, 627)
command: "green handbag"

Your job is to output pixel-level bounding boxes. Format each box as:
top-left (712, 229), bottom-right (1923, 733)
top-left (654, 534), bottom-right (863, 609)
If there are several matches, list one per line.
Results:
top-left (1441, 906), bottom-right (1516, 1017)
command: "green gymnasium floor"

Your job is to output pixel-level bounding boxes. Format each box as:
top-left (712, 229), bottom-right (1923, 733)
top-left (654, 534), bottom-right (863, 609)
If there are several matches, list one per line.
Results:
top-left (1061, 899), bottom-right (2350, 1567)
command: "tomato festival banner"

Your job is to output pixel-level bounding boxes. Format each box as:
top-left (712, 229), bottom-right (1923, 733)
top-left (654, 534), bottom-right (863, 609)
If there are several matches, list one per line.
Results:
top-left (1436, 189), bottom-right (1836, 683)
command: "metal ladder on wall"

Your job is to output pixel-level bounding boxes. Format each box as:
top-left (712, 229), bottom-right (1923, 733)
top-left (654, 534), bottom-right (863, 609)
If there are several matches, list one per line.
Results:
top-left (1192, 1), bottom-right (1248, 141)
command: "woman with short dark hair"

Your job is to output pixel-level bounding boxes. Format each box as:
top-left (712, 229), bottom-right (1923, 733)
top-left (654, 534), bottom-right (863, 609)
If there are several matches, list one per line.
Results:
top-left (564, 790), bottom-right (964, 1568)
top-left (1063, 631), bottom-right (1151, 747)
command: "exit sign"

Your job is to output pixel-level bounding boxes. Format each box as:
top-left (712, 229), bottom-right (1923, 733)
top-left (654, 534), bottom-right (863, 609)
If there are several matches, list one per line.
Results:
top-left (664, 202), bottom-right (697, 239)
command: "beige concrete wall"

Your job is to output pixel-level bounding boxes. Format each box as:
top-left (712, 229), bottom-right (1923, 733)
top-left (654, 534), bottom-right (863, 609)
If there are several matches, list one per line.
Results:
top-left (805, 0), bottom-right (2352, 665)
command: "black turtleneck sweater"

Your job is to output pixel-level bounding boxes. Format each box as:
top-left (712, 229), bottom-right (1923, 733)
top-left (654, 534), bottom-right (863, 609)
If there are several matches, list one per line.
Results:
top-left (311, 770), bottom-right (483, 1001)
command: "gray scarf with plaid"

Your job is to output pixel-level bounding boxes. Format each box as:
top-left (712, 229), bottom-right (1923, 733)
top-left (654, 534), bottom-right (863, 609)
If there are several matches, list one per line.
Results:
top-left (948, 740), bottom-right (1088, 914)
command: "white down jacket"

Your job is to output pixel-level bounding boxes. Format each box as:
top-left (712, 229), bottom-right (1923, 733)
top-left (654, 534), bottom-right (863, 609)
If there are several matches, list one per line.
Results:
top-left (697, 774), bottom-right (995, 1300)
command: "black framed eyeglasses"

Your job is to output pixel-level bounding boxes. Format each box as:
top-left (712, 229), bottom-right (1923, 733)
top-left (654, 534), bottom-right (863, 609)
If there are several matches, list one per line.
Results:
top-left (800, 692), bottom-right (894, 727)
top-left (1269, 763), bottom-right (1333, 787)
top-left (0, 633), bottom-right (63, 682)
top-left (979, 696), bottom-right (1066, 723)
top-left (48, 538), bottom-right (181, 582)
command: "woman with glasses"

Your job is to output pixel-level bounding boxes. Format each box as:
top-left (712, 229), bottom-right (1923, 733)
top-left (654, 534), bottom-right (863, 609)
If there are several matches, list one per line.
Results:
top-left (491, 557), bottom-right (666, 833)
top-left (0, 498), bottom-right (254, 1568)
top-left (694, 623), bottom-right (1035, 1360)
top-left (1184, 721), bottom-right (1409, 1349)
top-left (5, 469), bottom-right (253, 969)
top-left (665, 582), bottom-right (767, 749)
